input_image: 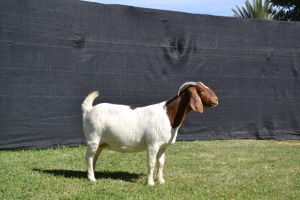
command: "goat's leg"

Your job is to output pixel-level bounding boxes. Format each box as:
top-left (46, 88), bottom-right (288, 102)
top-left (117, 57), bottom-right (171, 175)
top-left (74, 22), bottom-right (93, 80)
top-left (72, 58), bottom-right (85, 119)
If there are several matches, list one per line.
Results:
top-left (147, 145), bottom-right (160, 186)
top-left (156, 149), bottom-right (166, 184)
top-left (85, 141), bottom-right (99, 182)
top-left (93, 146), bottom-right (104, 172)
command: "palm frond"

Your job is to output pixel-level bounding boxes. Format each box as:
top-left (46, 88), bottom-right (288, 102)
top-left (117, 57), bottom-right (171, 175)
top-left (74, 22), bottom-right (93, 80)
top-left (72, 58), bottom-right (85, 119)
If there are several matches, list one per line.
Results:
top-left (232, 0), bottom-right (274, 20)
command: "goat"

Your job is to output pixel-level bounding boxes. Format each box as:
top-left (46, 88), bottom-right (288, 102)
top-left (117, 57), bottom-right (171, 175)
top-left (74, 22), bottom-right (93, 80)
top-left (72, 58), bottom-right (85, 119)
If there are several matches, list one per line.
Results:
top-left (82, 81), bottom-right (218, 185)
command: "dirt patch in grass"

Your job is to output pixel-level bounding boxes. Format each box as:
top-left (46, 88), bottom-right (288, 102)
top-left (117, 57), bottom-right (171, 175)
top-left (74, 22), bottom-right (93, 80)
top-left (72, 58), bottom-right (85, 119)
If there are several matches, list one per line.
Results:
top-left (278, 141), bottom-right (300, 146)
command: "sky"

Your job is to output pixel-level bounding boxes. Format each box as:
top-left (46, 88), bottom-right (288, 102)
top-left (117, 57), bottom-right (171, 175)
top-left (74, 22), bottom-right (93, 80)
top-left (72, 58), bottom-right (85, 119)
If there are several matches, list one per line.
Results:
top-left (82, 0), bottom-right (247, 17)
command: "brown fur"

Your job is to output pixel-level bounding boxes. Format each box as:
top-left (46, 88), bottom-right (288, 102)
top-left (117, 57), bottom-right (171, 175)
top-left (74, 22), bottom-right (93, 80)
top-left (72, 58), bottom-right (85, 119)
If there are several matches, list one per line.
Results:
top-left (166, 92), bottom-right (192, 128)
top-left (166, 82), bottom-right (218, 128)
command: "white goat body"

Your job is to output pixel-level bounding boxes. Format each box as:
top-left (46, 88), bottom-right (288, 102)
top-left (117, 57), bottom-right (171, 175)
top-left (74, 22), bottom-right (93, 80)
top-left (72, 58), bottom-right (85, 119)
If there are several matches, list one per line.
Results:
top-left (83, 101), bottom-right (178, 153)
top-left (82, 82), bottom-right (218, 185)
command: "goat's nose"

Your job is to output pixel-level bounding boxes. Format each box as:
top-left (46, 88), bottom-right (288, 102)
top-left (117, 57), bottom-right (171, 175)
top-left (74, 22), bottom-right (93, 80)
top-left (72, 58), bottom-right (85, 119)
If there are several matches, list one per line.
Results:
top-left (214, 98), bottom-right (219, 105)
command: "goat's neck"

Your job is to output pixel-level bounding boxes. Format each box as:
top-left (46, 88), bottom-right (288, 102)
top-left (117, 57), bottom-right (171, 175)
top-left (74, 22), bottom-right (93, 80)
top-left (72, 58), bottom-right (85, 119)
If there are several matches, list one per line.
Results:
top-left (165, 92), bottom-right (192, 128)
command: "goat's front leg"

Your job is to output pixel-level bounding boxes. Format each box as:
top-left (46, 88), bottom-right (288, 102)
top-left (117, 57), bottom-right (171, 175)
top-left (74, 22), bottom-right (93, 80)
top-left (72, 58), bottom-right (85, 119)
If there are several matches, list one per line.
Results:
top-left (147, 146), bottom-right (160, 186)
top-left (156, 149), bottom-right (166, 184)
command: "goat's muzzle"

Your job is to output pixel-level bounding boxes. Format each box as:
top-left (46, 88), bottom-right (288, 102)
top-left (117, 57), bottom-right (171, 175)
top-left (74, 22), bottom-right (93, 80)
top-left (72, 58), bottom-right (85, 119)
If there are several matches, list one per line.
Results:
top-left (210, 98), bottom-right (218, 107)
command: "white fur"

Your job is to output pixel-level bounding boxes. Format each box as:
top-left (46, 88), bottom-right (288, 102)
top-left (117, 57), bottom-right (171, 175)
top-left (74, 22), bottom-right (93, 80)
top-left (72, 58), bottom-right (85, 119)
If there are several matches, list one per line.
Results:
top-left (82, 91), bottom-right (179, 185)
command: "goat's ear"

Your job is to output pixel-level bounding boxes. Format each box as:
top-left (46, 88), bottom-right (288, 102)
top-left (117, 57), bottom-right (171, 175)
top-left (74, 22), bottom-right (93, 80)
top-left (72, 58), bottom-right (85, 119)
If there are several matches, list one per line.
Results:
top-left (188, 88), bottom-right (203, 113)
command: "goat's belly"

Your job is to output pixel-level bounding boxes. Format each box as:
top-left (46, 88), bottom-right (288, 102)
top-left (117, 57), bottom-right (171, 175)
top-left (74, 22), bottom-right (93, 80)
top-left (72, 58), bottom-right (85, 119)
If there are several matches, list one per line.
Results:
top-left (100, 137), bottom-right (147, 153)
top-left (108, 145), bottom-right (146, 153)
top-left (101, 143), bottom-right (147, 153)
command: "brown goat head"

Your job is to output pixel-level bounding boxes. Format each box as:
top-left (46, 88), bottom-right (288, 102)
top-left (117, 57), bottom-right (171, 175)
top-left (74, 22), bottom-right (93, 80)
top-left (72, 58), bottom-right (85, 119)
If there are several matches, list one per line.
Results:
top-left (178, 81), bottom-right (218, 113)
top-left (166, 81), bottom-right (218, 128)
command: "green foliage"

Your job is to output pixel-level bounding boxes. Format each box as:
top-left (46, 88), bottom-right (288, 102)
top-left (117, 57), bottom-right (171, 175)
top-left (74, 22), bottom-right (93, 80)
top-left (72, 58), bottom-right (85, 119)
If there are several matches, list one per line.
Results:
top-left (0, 140), bottom-right (299, 199)
top-left (270, 0), bottom-right (300, 21)
top-left (232, 0), bottom-right (274, 19)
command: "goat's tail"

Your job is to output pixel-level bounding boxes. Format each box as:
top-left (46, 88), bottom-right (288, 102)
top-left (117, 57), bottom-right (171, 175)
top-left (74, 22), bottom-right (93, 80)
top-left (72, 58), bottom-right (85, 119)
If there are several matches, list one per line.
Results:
top-left (82, 91), bottom-right (99, 114)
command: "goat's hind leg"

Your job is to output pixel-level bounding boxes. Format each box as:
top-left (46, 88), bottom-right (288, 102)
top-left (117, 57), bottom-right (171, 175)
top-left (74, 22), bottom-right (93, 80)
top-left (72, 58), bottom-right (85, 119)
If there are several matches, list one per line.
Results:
top-left (85, 140), bottom-right (100, 182)
top-left (93, 145), bottom-right (104, 172)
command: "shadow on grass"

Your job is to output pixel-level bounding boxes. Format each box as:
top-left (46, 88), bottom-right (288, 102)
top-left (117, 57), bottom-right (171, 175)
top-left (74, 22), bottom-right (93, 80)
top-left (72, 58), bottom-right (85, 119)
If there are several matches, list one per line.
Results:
top-left (33, 168), bottom-right (142, 182)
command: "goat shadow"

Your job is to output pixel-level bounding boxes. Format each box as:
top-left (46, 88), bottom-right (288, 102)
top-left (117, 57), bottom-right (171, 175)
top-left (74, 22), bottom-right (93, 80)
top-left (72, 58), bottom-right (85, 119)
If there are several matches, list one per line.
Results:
top-left (33, 168), bottom-right (143, 182)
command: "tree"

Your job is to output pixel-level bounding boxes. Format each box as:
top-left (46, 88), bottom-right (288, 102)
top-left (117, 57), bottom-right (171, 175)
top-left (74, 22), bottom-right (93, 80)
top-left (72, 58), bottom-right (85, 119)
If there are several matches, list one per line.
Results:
top-left (232, 0), bottom-right (274, 20)
top-left (270, 0), bottom-right (300, 21)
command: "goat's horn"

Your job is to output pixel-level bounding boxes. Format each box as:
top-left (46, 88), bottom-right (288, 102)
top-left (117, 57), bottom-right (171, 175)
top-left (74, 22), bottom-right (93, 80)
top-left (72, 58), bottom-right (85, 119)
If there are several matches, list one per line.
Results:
top-left (178, 81), bottom-right (197, 95)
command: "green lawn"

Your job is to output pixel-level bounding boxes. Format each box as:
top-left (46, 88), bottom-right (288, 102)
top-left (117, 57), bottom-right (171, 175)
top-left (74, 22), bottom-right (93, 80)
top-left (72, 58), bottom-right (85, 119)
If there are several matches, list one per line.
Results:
top-left (0, 140), bottom-right (299, 199)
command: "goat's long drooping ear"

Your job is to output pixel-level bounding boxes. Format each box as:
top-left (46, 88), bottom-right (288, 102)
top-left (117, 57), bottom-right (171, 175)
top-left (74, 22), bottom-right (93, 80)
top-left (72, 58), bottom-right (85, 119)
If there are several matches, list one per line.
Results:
top-left (188, 87), bottom-right (203, 113)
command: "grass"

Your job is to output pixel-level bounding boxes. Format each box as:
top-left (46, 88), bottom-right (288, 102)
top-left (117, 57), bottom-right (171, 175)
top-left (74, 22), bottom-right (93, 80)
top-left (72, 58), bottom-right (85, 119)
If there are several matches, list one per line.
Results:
top-left (0, 140), bottom-right (299, 199)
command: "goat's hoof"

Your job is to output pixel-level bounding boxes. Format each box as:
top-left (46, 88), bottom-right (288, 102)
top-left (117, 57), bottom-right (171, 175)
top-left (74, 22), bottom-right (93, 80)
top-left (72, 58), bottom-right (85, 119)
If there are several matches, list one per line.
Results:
top-left (147, 180), bottom-right (155, 186)
top-left (88, 176), bottom-right (96, 182)
top-left (158, 178), bottom-right (165, 185)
